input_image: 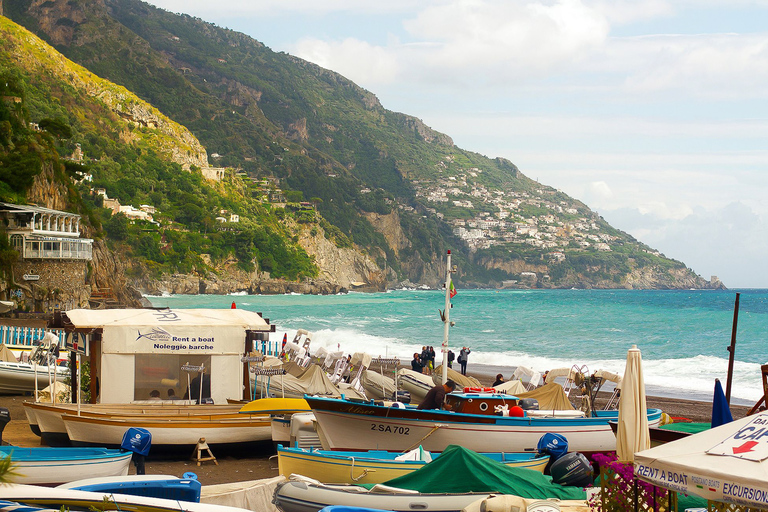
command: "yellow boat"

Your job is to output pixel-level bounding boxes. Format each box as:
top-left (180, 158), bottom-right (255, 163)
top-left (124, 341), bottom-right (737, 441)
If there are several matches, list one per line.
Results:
top-left (239, 397), bottom-right (310, 414)
top-left (277, 445), bottom-right (549, 484)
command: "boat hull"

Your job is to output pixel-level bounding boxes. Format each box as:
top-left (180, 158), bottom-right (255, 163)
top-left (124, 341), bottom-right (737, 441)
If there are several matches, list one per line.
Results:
top-left (306, 396), bottom-right (662, 454)
top-left (274, 480), bottom-right (492, 512)
top-left (62, 413), bottom-right (271, 446)
top-left (1, 447), bottom-right (131, 486)
top-left (277, 446), bottom-right (549, 484)
top-left (0, 362), bottom-right (67, 394)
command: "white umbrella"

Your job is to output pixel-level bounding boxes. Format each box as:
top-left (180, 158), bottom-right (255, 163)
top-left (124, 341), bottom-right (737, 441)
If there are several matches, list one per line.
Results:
top-left (635, 411), bottom-right (768, 509)
top-left (616, 345), bottom-right (649, 462)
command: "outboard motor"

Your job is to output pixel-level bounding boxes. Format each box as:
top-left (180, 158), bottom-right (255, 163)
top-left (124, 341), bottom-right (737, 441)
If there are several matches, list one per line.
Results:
top-left (0, 408), bottom-right (10, 445)
top-left (121, 427), bottom-right (152, 475)
top-left (550, 452), bottom-right (594, 488)
top-left (393, 390), bottom-right (411, 404)
top-left (536, 432), bottom-right (568, 475)
top-left (519, 398), bottom-right (539, 410)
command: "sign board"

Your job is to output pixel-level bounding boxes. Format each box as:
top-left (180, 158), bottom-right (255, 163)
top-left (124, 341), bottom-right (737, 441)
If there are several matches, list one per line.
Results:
top-left (64, 332), bottom-right (87, 355)
top-left (707, 415), bottom-right (768, 461)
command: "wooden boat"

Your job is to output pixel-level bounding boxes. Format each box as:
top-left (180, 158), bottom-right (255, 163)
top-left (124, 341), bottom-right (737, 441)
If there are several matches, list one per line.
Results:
top-left (609, 420), bottom-right (708, 447)
top-left (274, 445), bottom-right (586, 512)
top-left (306, 392), bottom-right (662, 454)
top-left (0, 362), bottom-right (68, 394)
top-left (0, 483), bottom-right (253, 512)
top-left (62, 413), bottom-right (271, 446)
top-left (276, 445), bottom-right (549, 484)
top-left (0, 446), bottom-right (132, 486)
top-left (239, 397), bottom-right (312, 445)
top-left (23, 402), bottom-right (248, 446)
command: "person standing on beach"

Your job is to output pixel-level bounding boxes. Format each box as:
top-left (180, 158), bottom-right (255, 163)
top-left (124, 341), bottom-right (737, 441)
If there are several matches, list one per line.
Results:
top-left (411, 353), bottom-right (425, 373)
top-left (447, 349), bottom-right (455, 368)
top-left (458, 347), bottom-right (471, 375)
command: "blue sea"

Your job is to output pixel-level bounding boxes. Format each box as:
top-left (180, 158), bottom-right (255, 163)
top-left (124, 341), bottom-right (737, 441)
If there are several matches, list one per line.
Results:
top-left (146, 289), bottom-right (768, 405)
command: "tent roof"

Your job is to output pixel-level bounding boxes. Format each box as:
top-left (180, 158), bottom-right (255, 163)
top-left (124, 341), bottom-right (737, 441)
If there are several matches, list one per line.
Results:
top-left (381, 445), bottom-right (585, 500)
top-left (635, 411), bottom-right (768, 507)
top-left (63, 308), bottom-right (271, 331)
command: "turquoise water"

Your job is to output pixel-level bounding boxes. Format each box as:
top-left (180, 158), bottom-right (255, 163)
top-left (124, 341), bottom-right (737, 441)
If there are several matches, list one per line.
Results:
top-left (146, 289), bottom-right (768, 404)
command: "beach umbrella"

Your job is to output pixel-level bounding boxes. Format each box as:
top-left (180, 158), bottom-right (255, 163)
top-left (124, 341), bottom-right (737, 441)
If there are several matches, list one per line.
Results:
top-left (635, 411), bottom-right (768, 509)
top-left (712, 378), bottom-right (733, 428)
top-left (616, 344), bottom-right (649, 462)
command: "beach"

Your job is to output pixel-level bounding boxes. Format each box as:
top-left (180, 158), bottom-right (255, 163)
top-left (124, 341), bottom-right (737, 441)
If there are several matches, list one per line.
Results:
top-left (0, 367), bottom-right (754, 486)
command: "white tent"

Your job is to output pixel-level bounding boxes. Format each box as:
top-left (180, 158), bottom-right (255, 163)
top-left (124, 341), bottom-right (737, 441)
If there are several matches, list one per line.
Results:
top-left (635, 411), bottom-right (768, 509)
top-left (62, 308), bottom-right (272, 404)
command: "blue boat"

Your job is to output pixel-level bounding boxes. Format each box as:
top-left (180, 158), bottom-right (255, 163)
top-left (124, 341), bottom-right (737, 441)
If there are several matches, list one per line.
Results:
top-left (0, 447), bottom-right (132, 486)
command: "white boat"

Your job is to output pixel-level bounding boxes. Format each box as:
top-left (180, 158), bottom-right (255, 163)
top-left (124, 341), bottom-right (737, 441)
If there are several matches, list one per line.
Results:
top-left (395, 368), bottom-right (433, 402)
top-left (0, 483), bottom-right (253, 512)
top-left (0, 362), bottom-right (68, 394)
top-left (274, 478), bottom-right (494, 512)
top-left (306, 391), bottom-right (662, 454)
top-left (61, 412), bottom-right (271, 446)
top-left (0, 446), bottom-right (131, 486)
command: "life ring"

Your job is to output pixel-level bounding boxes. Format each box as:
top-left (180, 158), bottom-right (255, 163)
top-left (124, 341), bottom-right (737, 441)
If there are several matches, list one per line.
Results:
top-left (463, 387), bottom-right (496, 393)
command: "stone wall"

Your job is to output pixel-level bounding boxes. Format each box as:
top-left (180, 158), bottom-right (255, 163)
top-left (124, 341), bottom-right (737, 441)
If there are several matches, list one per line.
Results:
top-left (5, 258), bottom-right (91, 313)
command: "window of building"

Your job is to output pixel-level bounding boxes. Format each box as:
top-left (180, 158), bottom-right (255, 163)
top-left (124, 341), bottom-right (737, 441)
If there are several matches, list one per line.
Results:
top-left (133, 354), bottom-right (211, 402)
top-left (10, 235), bottom-right (22, 251)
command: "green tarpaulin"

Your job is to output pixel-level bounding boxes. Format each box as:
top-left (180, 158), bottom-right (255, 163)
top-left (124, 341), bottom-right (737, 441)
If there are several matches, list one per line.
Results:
top-left (658, 422), bottom-right (709, 434)
top-left (381, 445), bottom-right (586, 500)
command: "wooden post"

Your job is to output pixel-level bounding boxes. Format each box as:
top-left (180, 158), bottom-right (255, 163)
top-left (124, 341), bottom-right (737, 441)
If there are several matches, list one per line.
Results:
top-left (725, 293), bottom-right (740, 404)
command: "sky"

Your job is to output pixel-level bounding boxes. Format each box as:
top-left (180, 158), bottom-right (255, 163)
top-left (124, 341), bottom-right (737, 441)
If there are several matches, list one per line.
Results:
top-left (147, 0), bottom-right (768, 288)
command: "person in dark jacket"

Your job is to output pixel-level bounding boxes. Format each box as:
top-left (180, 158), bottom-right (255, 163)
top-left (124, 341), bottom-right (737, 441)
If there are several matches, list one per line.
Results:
top-left (411, 353), bottom-right (425, 373)
top-left (492, 373), bottom-right (504, 387)
top-left (447, 350), bottom-right (455, 368)
top-left (418, 379), bottom-right (456, 410)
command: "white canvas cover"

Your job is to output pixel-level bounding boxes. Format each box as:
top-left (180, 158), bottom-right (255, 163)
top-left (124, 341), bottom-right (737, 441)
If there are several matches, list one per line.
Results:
top-left (511, 366), bottom-right (542, 388)
top-left (516, 383), bottom-right (575, 411)
top-left (64, 308), bottom-right (270, 355)
top-left (0, 344), bottom-right (17, 363)
top-left (360, 369), bottom-right (396, 399)
top-left (254, 364), bottom-right (365, 399)
top-left (201, 476), bottom-right (285, 512)
top-left (616, 345), bottom-right (648, 462)
top-left (432, 365), bottom-right (482, 388)
top-left (635, 411), bottom-right (768, 509)
top-left (493, 379), bottom-right (527, 396)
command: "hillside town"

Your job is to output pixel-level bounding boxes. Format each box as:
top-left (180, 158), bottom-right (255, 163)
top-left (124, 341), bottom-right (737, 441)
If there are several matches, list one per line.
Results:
top-left (410, 164), bottom-right (650, 258)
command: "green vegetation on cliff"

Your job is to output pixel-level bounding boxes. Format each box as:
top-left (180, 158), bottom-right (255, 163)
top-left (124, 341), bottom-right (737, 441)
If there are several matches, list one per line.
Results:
top-left (0, 1), bottom-right (715, 289)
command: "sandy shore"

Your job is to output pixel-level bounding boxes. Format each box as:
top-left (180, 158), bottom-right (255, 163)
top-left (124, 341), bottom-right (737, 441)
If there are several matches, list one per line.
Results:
top-left (0, 378), bottom-right (754, 486)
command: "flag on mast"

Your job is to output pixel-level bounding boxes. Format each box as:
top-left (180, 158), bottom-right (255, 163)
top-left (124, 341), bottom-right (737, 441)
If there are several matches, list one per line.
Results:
top-left (449, 280), bottom-right (457, 298)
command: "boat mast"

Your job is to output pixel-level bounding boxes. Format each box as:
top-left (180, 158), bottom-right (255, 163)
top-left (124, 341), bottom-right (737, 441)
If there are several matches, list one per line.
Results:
top-left (441, 250), bottom-right (454, 385)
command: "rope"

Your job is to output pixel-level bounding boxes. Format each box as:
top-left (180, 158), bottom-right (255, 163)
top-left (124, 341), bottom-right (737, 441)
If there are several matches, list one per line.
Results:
top-left (401, 424), bottom-right (443, 453)
top-left (349, 456), bottom-right (376, 481)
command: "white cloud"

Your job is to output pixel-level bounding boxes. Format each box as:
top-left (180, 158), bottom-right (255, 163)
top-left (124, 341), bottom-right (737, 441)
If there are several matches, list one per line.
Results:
top-left (292, 37), bottom-right (400, 86)
top-left (602, 203), bottom-right (768, 287)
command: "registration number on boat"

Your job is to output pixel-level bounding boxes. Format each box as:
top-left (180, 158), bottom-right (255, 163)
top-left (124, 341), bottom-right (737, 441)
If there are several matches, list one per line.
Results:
top-left (371, 423), bottom-right (410, 435)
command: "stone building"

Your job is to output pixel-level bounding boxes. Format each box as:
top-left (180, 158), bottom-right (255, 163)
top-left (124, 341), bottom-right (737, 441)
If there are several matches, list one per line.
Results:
top-left (0, 203), bottom-right (93, 312)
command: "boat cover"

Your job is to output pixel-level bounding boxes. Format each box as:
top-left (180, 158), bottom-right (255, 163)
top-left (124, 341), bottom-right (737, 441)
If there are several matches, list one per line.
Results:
top-left (516, 382), bottom-right (575, 410)
top-left (379, 445), bottom-right (586, 499)
top-left (431, 366), bottom-right (482, 388)
top-left (360, 370), bottom-right (396, 400)
top-left (0, 345), bottom-right (17, 363)
top-left (492, 379), bottom-right (527, 395)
